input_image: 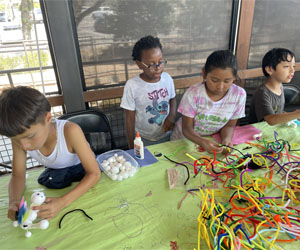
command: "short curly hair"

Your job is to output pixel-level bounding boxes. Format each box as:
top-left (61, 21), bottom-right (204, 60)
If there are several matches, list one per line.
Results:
top-left (132, 35), bottom-right (162, 61)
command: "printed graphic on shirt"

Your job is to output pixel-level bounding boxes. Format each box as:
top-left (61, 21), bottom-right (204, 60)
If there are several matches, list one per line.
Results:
top-left (196, 113), bottom-right (228, 134)
top-left (145, 88), bottom-right (169, 126)
top-left (197, 114), bottom-right (227, 123)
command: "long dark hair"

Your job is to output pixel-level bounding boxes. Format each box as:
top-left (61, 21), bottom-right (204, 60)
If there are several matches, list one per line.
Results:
top-left (204, 50), bottom-right (238, 78)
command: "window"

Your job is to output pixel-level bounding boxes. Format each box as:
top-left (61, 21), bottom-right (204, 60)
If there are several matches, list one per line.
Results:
top-left (72, 0), bottom-right (233, 89)
top-left (0, 0), bottom-right (58, 95)
top-left (0, 0), bottom-right (61, 171)
top-left (247, 0), bottom-right (300, 92)
top-left (248, 0), bottom-right (300, 69)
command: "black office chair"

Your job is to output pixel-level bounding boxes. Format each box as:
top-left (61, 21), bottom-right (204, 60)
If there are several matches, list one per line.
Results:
top-left (59, 110), bottom-right (116, 154)
top-left (283, 84), bottom-right (300, 105)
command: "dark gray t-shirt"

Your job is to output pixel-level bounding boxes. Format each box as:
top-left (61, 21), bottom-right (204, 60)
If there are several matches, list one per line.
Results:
top-left (249, 84), bottom-right (284, 123)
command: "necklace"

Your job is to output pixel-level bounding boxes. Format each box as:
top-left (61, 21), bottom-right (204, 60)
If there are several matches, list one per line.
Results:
top-left (36, 121), bottom-right (59, 166)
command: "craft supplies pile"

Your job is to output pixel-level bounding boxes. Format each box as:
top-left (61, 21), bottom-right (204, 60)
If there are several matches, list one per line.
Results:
top-left (162, 130), bottom-right (300, 250)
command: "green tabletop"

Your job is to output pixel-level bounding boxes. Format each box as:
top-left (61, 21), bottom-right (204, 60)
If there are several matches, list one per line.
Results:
top-left (0, 122), bottom-right (299, 249)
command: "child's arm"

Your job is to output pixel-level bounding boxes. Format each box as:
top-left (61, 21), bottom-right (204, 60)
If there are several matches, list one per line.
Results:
top-left (162, 98), bottom-right (176, 132)
top-left (7, 141), bottom-right (27, 220)
top-left (182, 115), bottom-right (223, 154)
top-left (124, 109), bottom-right (135, 149)
top-left (252, 87), bottom-right (300, 125)
top-left (33, 123), bottom-right (101, 220)
top-left (219, 119), bottom-right (238, 146)
top-left (264, 109), bottom-right (300, 125)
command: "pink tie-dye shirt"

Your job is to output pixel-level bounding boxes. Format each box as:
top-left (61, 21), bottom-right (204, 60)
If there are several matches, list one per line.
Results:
top-left (171, 82), bottom-right (246, 140)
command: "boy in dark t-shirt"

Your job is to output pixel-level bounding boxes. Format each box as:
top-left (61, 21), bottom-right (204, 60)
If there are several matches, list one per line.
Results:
top-left (250, 48), bottom-right (300, 125)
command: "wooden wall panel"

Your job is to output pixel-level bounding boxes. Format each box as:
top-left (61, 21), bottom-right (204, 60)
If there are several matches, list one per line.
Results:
top-left (47, 62), bottom-right (300, 107)
top-left (235, 0), bottom-right (256, 70)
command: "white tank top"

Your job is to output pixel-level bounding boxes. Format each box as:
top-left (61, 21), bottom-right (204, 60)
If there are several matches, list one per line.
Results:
top-left (27, 119), bottom-right (80, 169)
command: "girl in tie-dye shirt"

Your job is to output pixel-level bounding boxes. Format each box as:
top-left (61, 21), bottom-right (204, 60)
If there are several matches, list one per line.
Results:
top-left (171, 50), bottom-right (246, 154)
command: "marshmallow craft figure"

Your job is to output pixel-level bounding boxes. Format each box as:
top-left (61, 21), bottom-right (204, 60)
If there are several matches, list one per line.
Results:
top-left (13, 191), bottom-right (49, 238)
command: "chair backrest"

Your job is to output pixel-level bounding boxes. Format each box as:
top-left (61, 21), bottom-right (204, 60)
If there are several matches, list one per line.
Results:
top-left (283, 84), bottom-right (300, 105)
top-left (59, 110), bottom-right (116, 154)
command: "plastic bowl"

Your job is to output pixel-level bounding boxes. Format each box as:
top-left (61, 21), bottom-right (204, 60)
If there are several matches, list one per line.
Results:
top-left (96, 149), bottom-right (139, 181)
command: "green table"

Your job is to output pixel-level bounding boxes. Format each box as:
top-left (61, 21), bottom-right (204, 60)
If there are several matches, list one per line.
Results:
top-left (0, 122), bottom-right (299, 249)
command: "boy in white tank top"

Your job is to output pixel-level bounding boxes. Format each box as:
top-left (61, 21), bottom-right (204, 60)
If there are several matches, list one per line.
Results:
top-left (0, 86), bottom-right (101, 221)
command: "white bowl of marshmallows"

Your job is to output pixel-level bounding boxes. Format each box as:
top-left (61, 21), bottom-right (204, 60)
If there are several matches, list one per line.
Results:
top-left (96, 149), bottom-right (139, 181)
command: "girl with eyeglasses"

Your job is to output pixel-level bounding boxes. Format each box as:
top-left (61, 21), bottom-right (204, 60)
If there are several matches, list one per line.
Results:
top-left (121, 35), bottom-right (176, 149)
top-left (171, 50), bottom-right (246, 154)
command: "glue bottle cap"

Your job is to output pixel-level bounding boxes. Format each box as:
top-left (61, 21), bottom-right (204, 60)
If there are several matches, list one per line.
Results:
top-left (136, 132), bottom-right (140, 138)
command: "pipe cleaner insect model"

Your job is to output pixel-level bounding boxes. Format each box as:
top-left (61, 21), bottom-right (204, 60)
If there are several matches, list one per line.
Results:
top-left (12, 191), bottom-right (49, 238)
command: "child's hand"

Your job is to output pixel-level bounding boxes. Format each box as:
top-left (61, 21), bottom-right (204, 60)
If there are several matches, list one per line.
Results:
top-left (33, 197), bottom-right (65, 220)
top-left (8, 201), bottom-right (19, 221)
top-left (199, 139), bottom-right (223, 154)
top-left (221, 139), bottom-right (233, 154)
top-left (162, 117), bottom-right (175, 132)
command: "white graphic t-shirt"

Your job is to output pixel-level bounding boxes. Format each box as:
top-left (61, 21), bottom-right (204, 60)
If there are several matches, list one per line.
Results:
top-left (121, 72), bottom-right (176, 141)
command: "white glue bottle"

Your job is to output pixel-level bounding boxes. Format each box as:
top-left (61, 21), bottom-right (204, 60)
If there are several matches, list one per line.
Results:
top-left (134, 132), bottom-right (144, 160)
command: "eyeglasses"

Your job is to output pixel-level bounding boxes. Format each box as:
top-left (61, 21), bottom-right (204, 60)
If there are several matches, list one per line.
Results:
top-left (140, 60), bottom-right (167, 71)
